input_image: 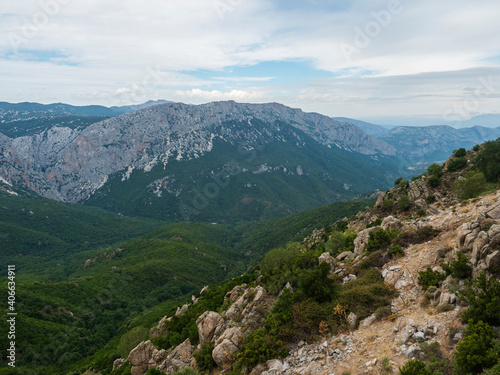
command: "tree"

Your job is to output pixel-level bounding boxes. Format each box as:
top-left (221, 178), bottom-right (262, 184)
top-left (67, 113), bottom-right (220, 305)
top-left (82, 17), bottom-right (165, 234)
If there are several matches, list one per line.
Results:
top-left (398, 195), bottom-right (410, 211)
top-left (459, 273), bottom-right (500, 326)
top-left (453, 171), bottom-right (487, 200)
top-left (454, 320), bottom-right (498, 375)
top-left (427, 163), bottom-right (443, 176)
top-left (476, 138), bottom-right (500, 182)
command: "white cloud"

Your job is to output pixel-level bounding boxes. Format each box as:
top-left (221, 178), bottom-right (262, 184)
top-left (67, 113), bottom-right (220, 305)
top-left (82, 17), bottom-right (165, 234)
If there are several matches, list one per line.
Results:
top-left (0, 0), bottom-right (500, 118)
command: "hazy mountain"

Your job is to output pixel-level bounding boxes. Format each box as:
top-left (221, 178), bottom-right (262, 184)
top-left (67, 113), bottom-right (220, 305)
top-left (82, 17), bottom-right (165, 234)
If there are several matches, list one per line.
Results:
top-left (0, 101), bottom-right (399, 221)
top-left (379, 125), bottom-right (500, 162)
top-left (332, 117), bottom-right (389, 137)
top-left (457, 114), bottom-right (500, 128)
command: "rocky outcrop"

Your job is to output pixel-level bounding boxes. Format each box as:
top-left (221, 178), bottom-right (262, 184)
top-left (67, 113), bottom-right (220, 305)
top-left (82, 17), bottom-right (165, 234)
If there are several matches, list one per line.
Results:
top-left (128, 340), bottom-right (156, 375)
top-left (212, 327), bottom-right (243, 366)
top-left (381, 216), bottom-right (403, 231)
top-left (353, 228), bottom-right (376, 254)
top-left (318, 252), bottom-right (337, 274)
top-left (157, 339), bottom-right (194, 374)
top-left (196, 311), bottom-right (224, 346)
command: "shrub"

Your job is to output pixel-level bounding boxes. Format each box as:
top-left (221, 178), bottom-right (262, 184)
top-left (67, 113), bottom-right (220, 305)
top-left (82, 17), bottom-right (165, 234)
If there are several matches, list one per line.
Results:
top-left (418, 268), bottom-right (446, 291)
top-left (394, 177), bottom-right (404, 185)
top-left (193, 343), bottom-right (216, 372)
top-left (173, 368), bottom-right (199, 375)
top-left (260, 244), bottom-right (301, 277)
top-left (395, 226), bottom-right (440, 247)
top-left (441, 251), bottom-right (472, 279)
top-left (427, 163), bottom-right (443, 176)
top-left (365, 228), bottom-right (399, 254)
top-left (459, 273), bottom-right (500, 326)
top-left (399, 195), bottom-right (410, 211)
top-left (454, 321), bottom-right (499, 375)
top-left (236, 328), bottom-right (287, 368)
top-left (366, 218), bottom-right (382, 228)
top-left (298, 263), bottom-right (338, 303)
top-left (145, 369), bottom-right (164, 375)
top-left (454, 148), bottom-right (467, 157)
top-left (453, 171), bottom-right (487, 200)
top-left (387, 245), bottom-right (404, 258)
top-left (399, 359), bottom-right (432, 375)
top-left (416, 208), bottom-right (427, 217)
top-left (428, 175), bottom-right (440, 188)
top-left (447, 157), bottom-right (467, 172)
top-left (382, 199), bottom-right (395, 212)
top-left (419, 342), bottom-right (453, 375)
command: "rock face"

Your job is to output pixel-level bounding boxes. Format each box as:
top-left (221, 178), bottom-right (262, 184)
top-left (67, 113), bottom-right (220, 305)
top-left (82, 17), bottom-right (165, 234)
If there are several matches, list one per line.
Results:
top-left (158, 339), bottom-right (194, 374)
top-left (381, 216), bottom-right (403, 231)
top-left (354, 228), bottom-right (376, 254)
top-left (318, 252), bottom-right (337, 273)
top-left (196, 311), bottom-right (224, 345)
top-left (212, 327), bottom-right (243, 365)
top-left (0, 101), bottom-right (395, 204)
top-left (128, 340), bottom-right (156, 375)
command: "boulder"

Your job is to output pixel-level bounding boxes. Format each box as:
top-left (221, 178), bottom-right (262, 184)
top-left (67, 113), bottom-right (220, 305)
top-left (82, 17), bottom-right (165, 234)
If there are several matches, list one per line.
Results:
top-left (359, 314), bottom-right (376, 329)
top-left (318, 252), bottom-right (337, 274)
top-left (486, 250), bottom-right (500, 273)
top-left (472, 232), bottom-right (489, 265)
top-left (158, 339), bottom-right (194, 374)
top-left (381, 216), bottom-right (403, 231)
top-left (196, 311), bottom-right (224, 345)
top-left (457, 223), bottom-right (473, 249)
top-left (113, 358), bottom-right (126, 370)
top-left (176, 304), bottom-right (189, 317)
top-left (354, 228), bottom-right (375, 255)
top-left (488, 225), bottom-right (500, 248)
top-left (408, 178), bottom-right (429, 202)
top-left (347, 312), bottom-right (358, 329)
top-left (128, 340), bottom-right (155, 375)
top-left (212, 327), bottom-right (243, 366)
top-left (336, 251), bottom-right (355, 261)
top-left (485, 202), bottom-right (500, 219)
top-left (267, 359), bottom-right (283, 374)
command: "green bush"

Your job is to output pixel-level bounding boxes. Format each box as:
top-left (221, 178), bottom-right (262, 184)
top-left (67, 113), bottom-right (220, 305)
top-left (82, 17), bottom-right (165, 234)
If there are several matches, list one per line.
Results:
top-left (395, 177), bottom-right (404, 185)
top-left (387, 245), bottom-right (404, 258)
top-left (173, 368), bottom-right (199, 375)
top-left (382, 199), bottom-right (395, 212)
top-left (454, 321), bottom-right (499, 375)
top-left (428, 175), bottom-right (440, 188)
top-left (298, 262), bottom-right (338, 303)
top-left (418, 342), bottom-right (452, 375)
top-left (447, 157), bottom-right (468, 172)
top-left (399, 195), bottom-right (410, 211)
top-left (237, 328), bottom-right (287, 368)
top-left (399, 359), bottom-right (432, 374)
top-left (418, 268), bottom-right (446, 291)
top-left (395, 226), bottom-right (440, 247)
top-left (145, 369), bottom-right (164, 375)
top-left (441, 251), bottom-right (472, 279)
top-left (476, 139), bottom-right (500, 182)
top-left (454, 148), bottom-right (467, 157)
top-left (261, 244), bottom-right (301, 277)
top-left (366, 218), bottom-right (382, 228)
top-left (193, 343), bottom-right (217, 373)
top-left (427, 163), bottom-right (443, 176)
top-left (365, 228), bottom-right (399, 253)
top-left (459, 273), bottom-right (500, 326)
top-left (453, 171), bottom-right (487, 200)
top-left (416, 208), bottom-right (427, 217)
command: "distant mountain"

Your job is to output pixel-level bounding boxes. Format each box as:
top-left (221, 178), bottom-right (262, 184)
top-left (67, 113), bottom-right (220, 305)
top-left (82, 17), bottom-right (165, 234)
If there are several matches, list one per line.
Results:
top-left (457, 114), bottom-right (500, 128)
top-left (0, 101), bottom-right (399, 222)
top-left (379, 125), bottom-right (500, 163)
top-left (0, 100), bottom-right (172, 137)
top-left (332, 117), bottom-right (389, 137)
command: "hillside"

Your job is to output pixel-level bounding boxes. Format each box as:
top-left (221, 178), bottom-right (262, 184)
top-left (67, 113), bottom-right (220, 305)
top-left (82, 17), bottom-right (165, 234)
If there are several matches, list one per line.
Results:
top-left (94, 144), bottom-right (500, 375)
top-left (0, 101), bottom-right (400, 222)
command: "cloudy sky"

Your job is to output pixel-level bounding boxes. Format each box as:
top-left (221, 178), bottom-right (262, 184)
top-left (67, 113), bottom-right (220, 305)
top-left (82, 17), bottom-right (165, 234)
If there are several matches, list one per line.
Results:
top-left (1, 0), bottom-right (500, 123)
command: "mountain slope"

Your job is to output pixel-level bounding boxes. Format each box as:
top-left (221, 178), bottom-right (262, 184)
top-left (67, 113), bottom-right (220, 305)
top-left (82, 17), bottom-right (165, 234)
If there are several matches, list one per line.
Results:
top-left (332, 117), bottom-right (389, 137)
top-left (0, 101), bottom-right (400, 221)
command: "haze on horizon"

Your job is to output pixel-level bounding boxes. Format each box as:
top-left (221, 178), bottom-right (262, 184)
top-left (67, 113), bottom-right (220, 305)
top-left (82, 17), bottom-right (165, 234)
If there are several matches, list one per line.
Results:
top-left (1, 0), bottom-right (500, 123)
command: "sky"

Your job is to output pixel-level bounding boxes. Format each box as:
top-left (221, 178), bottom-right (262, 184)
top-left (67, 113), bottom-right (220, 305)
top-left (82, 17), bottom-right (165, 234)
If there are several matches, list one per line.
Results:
top-left (1, 0), bottom-right (500, 123)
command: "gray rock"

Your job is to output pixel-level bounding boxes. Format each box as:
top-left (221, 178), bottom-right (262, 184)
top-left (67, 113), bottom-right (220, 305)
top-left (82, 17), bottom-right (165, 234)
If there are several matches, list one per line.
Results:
top-left (336, 251), bottom-right (356, 261)
top-left (319, 252), bottom-right (337, 274)
top-left (359, 313), bottom-right (377, 328)
top-left (347, 312), bottom-right (358, 329)
top-left (382, 216), bottom-right (403, 231)
top-left (196, 311), bottom-right (224, 345)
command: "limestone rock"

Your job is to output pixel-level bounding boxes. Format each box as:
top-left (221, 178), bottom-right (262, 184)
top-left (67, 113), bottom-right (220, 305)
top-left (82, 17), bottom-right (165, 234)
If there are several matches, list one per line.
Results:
top-left (486, 250), bottom-right (500, 273)
top-left (196, 311), bottom-right (224, 345)
top-left (212, 327), bottom-right (243, 366)
top-left (354, 228), bottom-right (376, 255)
top-left (318, 252), bottom-right (337, 274)
top-left (488, 225), bottom-right (500, 248)
top-left (336, 251), bottom-right (355, 261)
top-left (113, 358), bottom-right (126, 370)
top-left (158, 338), bottom-right (194, 374)
top-left (347, 312), bottom-right (358, 329)
top-left (176, 303), bottom-right (189, 317)
top-left (485, 202), bottom-right (500, 219)
top-left (472, 231), bottom-right (489, 265)
top-left (128, 340), bottom-right (155, 375)
top-left (381, 216), bottom-right (403, 231)
top-left (359, 313), bottom-right (376, 329)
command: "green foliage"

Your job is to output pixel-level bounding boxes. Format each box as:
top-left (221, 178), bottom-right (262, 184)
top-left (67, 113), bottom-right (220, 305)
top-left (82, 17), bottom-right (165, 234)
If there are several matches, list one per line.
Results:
top-left (428, 175), bottom-right (440, 188)
top-left (447, 157), bottom-right (468, 172)
top-left (475, 139), bottom-right (500, 182)
top-left (145, 369), bottom-right (164, 375)
top-left (260, 244), bottom-right (301, 278)
top-left (418, 268), bottom-right (446, 291)
top-left (325, 230), bottom-right (357, 255)
top-left (395, 226), bottom-right (440, 247)
top-left (382, 199), bottom-right (395, 212)
top-left (399, 359), bottom-right (432, 374)
top-left (172, 368), bottom-right (199, 375)
top-left (399, 195), bottom-right (411, 211)
top-left (193, 343), bottom-right (217, 372)
top-left (454, 148), bottom-right (467, 158)
top-left (237, 328), bottom-right (287, 368)
top-left (416, 208), bottom-right (427, 217)
top-left (419, 342), bottom-right (453, 375)
top-left (366, 218), bottom-right (382, 228)
top-left (453, 171), bottom-right (487, 200)
top-left (118, 326), bottom-right (149, 358)
top-left (454, 321), bottom-right (499, 375)
top-left (441, 252), bottom-right (472, 280)
top-left (387, 245), bottom-right (405, 258)
top-left (459, 273), bottom-right (500, 326)
top-left (298, 262), bottom-right (338, 303)
top-left (365, 228), bottom-right (399, 253)
top-left (395, 177), bottom-right (404, 185)
top-left (428, 163), bottom-right (443, 176)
